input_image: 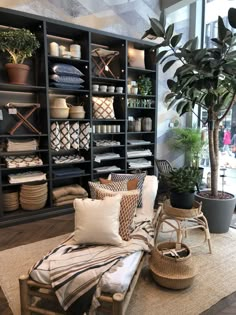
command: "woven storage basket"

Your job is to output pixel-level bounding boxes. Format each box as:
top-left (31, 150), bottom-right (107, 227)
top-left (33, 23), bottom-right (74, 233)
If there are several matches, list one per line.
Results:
top-left (164, 199), bottom-right (202, 218)
top-left (149, 242), bottom-right (197, 290)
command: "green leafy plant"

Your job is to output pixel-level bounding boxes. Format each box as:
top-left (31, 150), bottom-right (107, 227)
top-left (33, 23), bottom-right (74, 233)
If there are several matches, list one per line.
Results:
top-left (142, 8), bottom-right (236, 198)
top-left (169, 127), bottom-right (205, 167)
top-left (165, 167), bottom-right (201, 193)
top-left (137, 74), bottom-right (152, 95)
top-left (0, 28), bottom-right (40, 64)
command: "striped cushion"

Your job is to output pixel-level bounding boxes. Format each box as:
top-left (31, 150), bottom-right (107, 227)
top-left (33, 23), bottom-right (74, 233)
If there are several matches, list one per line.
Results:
top-left (95, 188), bottom-right (139, 241)
top-left (110, 173), bottom-right (146, 207)
top-left (88, 180), bottom-right (128, 199)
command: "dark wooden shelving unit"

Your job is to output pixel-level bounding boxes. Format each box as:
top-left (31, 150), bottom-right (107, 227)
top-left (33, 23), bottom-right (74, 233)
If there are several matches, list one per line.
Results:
top-left (0, 7), bottom-right (157, 227)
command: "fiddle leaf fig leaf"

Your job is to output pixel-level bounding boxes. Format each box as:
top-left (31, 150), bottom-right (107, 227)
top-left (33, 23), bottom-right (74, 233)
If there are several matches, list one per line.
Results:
top-left (171, 33), bottom-right (182, 47)
top-left (156, 50), bottom-right (168, 63)
top-left (150, 18), bottom-right (165, 37)
top-left (160, 11), bottom-right (166, 28)
top-left (228, 8), bottom-right (236, 29)
top-left (165, 24), bottom-right (174, 42)
top-left (163, 59), bottom-right (176, 72)
top-left (218, 16), bottom-right (227, 41)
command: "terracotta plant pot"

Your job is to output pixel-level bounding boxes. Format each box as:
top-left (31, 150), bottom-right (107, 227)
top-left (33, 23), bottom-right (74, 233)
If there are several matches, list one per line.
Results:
top-left (5, 63), bottom-right (30, 85)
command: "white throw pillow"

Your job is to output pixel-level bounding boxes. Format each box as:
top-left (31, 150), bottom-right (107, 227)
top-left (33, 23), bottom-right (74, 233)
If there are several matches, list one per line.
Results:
top-left (73, 195), bottom-right (123, 246)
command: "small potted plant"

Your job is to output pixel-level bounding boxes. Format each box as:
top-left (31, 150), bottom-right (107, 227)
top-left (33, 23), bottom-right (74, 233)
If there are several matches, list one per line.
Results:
top-left (137, 74), bottom-right (152, 95)
top-left (164, 167), bottom-right (201, 209)
top-left (0, 28), bottom-right (40, 84)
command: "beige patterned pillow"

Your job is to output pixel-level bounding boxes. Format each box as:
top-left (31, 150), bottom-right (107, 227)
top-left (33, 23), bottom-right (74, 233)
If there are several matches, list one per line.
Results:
top-left (88, 180), bottom-right (128, 199)
top-left (92, 96), bottom-right (115, 119)
top-left (95, 187), bottom-right (139, 241)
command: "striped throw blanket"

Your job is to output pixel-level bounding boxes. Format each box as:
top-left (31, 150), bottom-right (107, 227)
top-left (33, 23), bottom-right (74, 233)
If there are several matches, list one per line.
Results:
top-left (30, 220), bottom-right (154, 314)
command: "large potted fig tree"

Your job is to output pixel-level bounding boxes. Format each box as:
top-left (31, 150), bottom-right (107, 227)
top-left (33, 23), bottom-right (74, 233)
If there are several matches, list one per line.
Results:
top-left (0, 28), bottom-right (40, 84)
top-left (142, 8), bottom-right (236, 232)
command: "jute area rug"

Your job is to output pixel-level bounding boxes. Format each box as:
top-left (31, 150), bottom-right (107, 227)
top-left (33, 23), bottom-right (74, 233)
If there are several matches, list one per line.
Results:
top-left (1, 228), bottom-right (236, 315)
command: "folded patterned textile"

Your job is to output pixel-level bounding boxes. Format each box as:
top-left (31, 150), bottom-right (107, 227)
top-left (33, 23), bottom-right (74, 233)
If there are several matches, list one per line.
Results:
top-left (51, 122), bottom-right (60, 151)
top-left (55, 194), bottom-right (88, 203)
top-left (5, 155), bottom-right (43, 168)
top-left (52, 184), bottom-right (88, 200)
top-left (59, 121), bottom-right (70, 150)
top-left (70, 122), bottom-right (80, 150)
top-left (30, 220), bottom-right (154, 313)
top-left (52, 154), bottom-right (85, 164)
top-left (94, 140), bottom-right (120, 147)
top-left (7, 138), bottom-right (38, 152)
top-left (52, 167), bottom-right (85, 178)
top-left (8, 171), bottom-right (46, 184)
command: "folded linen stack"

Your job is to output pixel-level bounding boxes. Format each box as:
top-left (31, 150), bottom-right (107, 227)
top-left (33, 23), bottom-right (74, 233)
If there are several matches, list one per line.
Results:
top-left (52, 184), bottom-right (88, 206)
top-left (49, 63), bottom-right (85, 90)
top-left (93, 165), bottom-right (121, 173)
top-left (5, 155), bottom-right (43, 168)
top-left (127, 149), bottom-right (152, 158)
top-left (8, 171), bottom-right (47, 184)
top-left (7, 139), bottom-right (38, 151)
top-left (127, 158), bottom-right (152, 169)
top-left (94, 152), bottom-right (120, 163)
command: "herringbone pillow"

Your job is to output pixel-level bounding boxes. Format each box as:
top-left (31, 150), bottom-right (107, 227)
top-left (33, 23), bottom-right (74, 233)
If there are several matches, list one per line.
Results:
top-left (92, 96), bottom-right (115, 119)
top-left (88, 180), bottom-right (128, 199)
top-left (95, 187), bottom-right (139, 240)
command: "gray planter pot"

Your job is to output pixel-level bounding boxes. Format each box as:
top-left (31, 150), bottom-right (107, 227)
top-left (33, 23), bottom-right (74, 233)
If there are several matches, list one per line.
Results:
top-left (195, 191), bottom-right (236, 233)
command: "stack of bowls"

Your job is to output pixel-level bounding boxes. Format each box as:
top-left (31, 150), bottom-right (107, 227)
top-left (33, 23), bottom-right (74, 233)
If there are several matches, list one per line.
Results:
top-left (20, 181), bottom-right (48, 211)
top-left (69, 105), bottom-right (85, 118)
top-left (50, 98), bottom-right (69, 118)
top-left (3, 190), bottom-right (19, 212)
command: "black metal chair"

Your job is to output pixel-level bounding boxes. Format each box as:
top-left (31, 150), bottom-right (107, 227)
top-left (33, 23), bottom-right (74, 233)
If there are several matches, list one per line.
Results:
top-left (155, 159), bottom-right (173, 199)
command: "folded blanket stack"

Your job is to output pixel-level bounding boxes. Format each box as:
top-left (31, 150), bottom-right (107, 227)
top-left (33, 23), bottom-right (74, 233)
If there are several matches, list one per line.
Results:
top-left (7, 138), bottom-right (38, 151)
top-left (5, 155), bottom-right (43, 168)
top-left (53, 184), bottom-right (88, 206)
top-left (52, 167), bottom-right (85, 178)
top-left (8, 171), bottom-right (47, 184)
top-left (128, 158), bottom-right (152, 169)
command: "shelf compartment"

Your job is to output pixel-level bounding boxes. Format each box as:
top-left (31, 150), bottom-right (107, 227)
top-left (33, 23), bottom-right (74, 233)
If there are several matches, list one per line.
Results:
top-left (52, 173), bottom-right (91, 181)
top-left (0, 83), bottom-right (46, 92)
top-left (0, 149), bottom-right (48, 156)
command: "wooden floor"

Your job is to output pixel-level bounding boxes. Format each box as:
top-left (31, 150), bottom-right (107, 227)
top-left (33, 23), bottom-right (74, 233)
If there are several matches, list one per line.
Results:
top-left (0, 214), bottom-right (236, 315)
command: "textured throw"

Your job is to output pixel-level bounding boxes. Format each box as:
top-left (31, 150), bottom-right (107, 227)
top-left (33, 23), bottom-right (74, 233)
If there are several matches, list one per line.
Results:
top-left (30, 220), bottom-right (154, 313)
top-left (50, 122), bottom-right (60, 151)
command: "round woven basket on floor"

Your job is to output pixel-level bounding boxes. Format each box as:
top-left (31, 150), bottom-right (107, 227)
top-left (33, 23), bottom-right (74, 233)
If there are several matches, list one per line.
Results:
top-left (149, 242), bottom-right (197, 290)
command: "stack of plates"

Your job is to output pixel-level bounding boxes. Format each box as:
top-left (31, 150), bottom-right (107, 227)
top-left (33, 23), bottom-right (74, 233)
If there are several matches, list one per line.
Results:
top-left (20, 181), bottom-right (48, 211)
top-left (3, 191), bottom-right (19, 212)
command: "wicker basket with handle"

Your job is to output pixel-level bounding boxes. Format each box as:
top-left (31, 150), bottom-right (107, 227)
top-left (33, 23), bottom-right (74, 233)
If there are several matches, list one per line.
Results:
top-left (149, 242), bottom-right (197, 289)
top-left (164, 199), bottom-right (202, 218)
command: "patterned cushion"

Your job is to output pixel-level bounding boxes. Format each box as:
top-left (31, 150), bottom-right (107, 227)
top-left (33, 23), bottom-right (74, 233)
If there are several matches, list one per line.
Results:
top-left (49, 74), bottom-right (85, 84)
top-left (88, 180), bottom-right (128, 199)
top-left (79, 123), bottom-right (90, 150)
top-left (99, 177), bottom-right (138, 190)
top-left (92, 97), bottom-right (115, 119)
top-left (59, 121), bottom-right (70, 150)
top-left (95, 188), bottom-right (139, 240)
top-left (49, 63), bottom-right (84, 77)
top-left (111, 173), bottom-right (146, 208)
top-left (70, 122), bottom-right (80, 150)
top-left (50, 122), bottom-right (60, 151)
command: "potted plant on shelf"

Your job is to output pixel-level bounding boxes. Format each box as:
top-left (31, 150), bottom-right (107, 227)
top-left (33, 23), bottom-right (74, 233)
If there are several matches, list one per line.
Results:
top-left (142, 8), bottom-right (236, 232)
top-left (137, 74), bottom-right (152, 95)
top-left (164, 167), bottom-right (201, 209)
top-left (0, 28), bottom-right (40, 84)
